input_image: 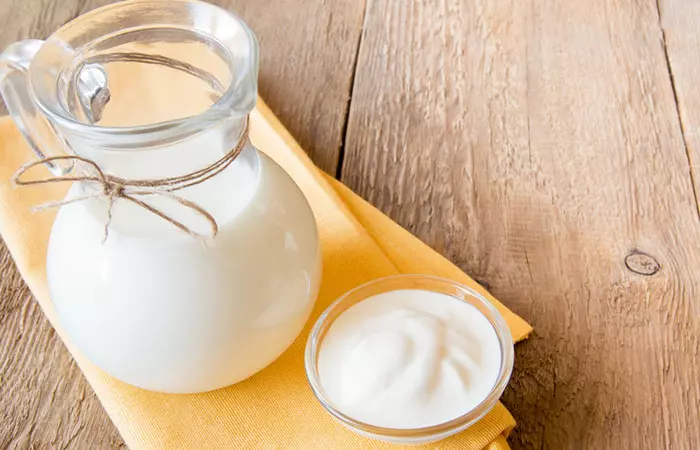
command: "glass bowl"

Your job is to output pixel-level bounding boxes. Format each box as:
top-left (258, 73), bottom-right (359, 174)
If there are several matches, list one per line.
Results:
top-left (304, 274), bottom-right (515, 445)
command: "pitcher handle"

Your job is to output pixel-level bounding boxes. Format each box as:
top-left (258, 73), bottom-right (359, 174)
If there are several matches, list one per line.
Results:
top-left (0, 39), bottom-right (66, 175)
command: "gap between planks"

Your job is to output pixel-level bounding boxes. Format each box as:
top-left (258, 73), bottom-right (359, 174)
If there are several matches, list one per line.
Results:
top-left (335, 0), bottom-right (369, 180)
top-left (654, 0), bottom-right (700, 221)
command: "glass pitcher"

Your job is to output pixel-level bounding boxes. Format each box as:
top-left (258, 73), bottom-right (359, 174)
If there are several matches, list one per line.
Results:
top-left (0, 0), bottom-right (321, 393)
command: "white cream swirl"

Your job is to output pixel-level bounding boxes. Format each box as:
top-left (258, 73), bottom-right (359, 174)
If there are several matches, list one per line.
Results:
top-left (318, 289), bottom-right (502, 429)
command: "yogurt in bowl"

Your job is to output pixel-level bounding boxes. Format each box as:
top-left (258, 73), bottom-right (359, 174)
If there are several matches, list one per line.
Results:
top-left (305, 275), bottom-right (514, 445)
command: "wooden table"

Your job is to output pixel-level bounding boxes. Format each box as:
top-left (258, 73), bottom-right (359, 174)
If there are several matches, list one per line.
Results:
top-left (1, 0), bottom-right (699, 448)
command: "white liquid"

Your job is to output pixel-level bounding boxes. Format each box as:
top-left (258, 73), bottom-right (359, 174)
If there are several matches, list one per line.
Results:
top-left (318, 290), bottom-right (501, 429)
top-left (47, 146), bottom-right (321, 393)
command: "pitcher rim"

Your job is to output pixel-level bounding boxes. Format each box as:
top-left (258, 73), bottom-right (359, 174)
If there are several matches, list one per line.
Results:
top-left (28, 0), bottom-right (258, 142)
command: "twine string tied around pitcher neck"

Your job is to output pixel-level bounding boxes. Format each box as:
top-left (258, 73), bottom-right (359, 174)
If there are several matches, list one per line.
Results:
top-left (12, 121), bottom-right (250, 243)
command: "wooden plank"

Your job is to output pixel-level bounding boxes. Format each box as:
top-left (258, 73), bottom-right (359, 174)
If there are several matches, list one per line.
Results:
top-left (0, 0), bottom-right (364, 448)
top-left (658, 0), bottom-right (700, 217)
top-left (212, 0), bottom-right (365, 174)
top-left (0, 0), bottom-right (364, 174)
top-left (341, 0), bottom-right (700, 448)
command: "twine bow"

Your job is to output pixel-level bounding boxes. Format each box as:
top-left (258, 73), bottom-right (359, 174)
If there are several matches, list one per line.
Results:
top-left (12, 122), bottom-right (250, 243)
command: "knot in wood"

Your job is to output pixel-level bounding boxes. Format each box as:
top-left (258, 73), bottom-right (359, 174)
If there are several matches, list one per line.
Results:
top-left (625, 251), bottom-right (660, 276)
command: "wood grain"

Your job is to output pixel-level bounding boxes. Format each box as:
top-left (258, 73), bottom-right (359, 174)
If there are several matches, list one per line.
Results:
top-left (341, 0), bottom-right (700, 448)
top-left (657, 0), bottom-right (700, 218)
top-left (209, 0), bottom-right (365, 174)
top-left (0, 0), bottom-right (363, 448)
top-left (3, 0), bottom-right (700, 448)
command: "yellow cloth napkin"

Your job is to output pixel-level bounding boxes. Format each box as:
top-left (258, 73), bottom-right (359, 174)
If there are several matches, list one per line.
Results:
top-left (0, 99), bottom-right (531, 450)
